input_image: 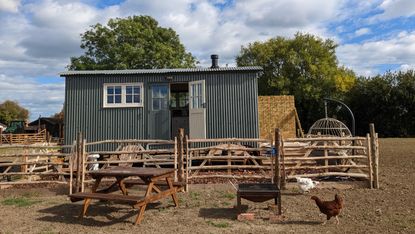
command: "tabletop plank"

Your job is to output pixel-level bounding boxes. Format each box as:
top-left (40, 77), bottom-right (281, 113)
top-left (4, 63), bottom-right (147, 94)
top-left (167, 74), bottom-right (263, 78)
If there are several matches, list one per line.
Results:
top-left (89, 166), bottom-right (175, 177)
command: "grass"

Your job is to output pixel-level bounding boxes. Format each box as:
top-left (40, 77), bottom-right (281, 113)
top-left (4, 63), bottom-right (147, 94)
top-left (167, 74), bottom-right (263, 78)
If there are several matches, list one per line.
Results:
top-left (1, 197), bottom-right (41, 207)
top-left (221, 191), bottom-right (236, 200)
top-left (189, 191), bottom-right (200, 200)
top-left (206, 220), bottom-right (230, 228)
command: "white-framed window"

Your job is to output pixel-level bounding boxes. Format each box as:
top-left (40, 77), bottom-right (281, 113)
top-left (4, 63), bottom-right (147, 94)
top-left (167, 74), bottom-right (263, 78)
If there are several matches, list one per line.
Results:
top-left (103, 83), bottom-right (144, 108)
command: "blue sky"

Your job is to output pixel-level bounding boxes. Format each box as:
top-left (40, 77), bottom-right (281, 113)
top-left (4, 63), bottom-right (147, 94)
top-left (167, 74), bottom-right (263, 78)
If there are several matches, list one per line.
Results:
top-left (0, 0), bottom-right (415, 120)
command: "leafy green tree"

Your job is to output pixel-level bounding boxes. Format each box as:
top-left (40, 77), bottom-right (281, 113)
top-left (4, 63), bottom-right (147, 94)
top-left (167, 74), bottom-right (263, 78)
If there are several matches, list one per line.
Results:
top-left (0, 100), bottom-right (29, 125)
top-left (236, 33), bottom-right (356, 131)
top-left (346, 70), bottom-right (415, 137)
top-left (68, 15), bottom-right (197, 70)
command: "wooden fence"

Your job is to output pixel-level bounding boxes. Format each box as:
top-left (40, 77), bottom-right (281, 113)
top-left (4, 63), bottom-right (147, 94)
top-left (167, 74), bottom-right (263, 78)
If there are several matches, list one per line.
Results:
top-left (183, 127), bottom-right (379, 189)
top-left (185, 137), bottom-right (273, 183)
top-left (69, 133), bottom-right (178, 194)
top-left (0, 143), bottom-right (73, 185)
top-left (0, 129), bottom-right (48, 145)
top-left (0, 125), bottom-right (380, 191)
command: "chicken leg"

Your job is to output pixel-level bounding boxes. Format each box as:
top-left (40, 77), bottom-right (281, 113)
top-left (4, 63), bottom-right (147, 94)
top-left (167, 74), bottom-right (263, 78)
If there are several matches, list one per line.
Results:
top-left (335, 216), bottom-right (340, 225)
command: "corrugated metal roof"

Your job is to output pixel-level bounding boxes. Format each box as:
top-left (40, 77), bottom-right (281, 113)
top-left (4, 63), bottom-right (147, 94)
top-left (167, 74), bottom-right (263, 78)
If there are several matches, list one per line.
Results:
top-left (59, 66), bottom-right (263, 76)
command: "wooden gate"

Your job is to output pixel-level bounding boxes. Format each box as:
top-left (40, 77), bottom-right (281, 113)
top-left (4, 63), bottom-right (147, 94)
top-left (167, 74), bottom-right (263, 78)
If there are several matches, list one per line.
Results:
top-left (185, 138), bottom-right (273, 185)
top-left (280, 133), bottom-right (379, 188)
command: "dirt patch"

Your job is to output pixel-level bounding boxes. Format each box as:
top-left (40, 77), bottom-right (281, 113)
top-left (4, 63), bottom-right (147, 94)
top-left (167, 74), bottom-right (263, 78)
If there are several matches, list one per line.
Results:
top-left (0, 138), bottom-right (414, 234)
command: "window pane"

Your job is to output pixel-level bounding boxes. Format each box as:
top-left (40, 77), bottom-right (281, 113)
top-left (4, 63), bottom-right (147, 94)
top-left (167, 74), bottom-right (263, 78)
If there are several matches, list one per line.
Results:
top-left (107, 86), bottom-right (114, 94)
top-left (134, 95), bottom-right (140, 103)
top-left (126, 95), bottom-right (132, 103)
top-left (126, 86), bottom-right (132, 94)
top-left (198, 83), bottom-right (202, 98)
top-left (198, 95), bottom-right (202, 107)
top-left (160, 86), bottom-right (167, 98)
top-left (107, 95), bottom-right (114, 104)
top-left (114, 86), bottom-right (122, 94)
top-left (114, 95), bottom-right (121, 103)
top-left (134, 87), bottom-right (140, 94)
top-left (153, 99), bottom-right (160, 110)
top-left (162, 99), bottom-right (168, 109)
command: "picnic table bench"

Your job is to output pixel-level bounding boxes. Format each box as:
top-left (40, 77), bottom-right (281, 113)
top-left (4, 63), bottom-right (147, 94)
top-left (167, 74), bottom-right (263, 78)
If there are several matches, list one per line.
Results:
top-left (69, 166), bottom-right (180, 225)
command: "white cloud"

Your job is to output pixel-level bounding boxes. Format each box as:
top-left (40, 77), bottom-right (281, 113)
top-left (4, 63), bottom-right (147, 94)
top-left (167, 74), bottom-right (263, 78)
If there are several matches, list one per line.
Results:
top-left (378, 0), bottom-right (415, 19)
top-left (355, 27), bottom-right (371, 37)
top-left (398, 63), bottom-right (415, 71)
top-left (0, 74), bottom-right (64, 120)
top-left (337, 30), bottom-right (415, 75)
top-left (1, 0), bottom-right (415, 118)
top-left (0, 0), bottom-right (20, 13)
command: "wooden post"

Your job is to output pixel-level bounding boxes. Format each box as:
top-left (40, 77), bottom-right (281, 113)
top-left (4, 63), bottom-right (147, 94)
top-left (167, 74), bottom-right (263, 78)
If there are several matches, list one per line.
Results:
top-left (274, 128), bottom-right (281, 189)
top-left (81, 138), bottom-right (86, 192)
top-left (366, 133), bottom-right (373, 189)
top-left (227, 143), bottom-right (231, 175)
top-left (369, 124), bottom-right (379, 189)
top-left (324, 141), bottom-right (328, 173)
top-left (185, 135), bottom-right (189, 192)
top-left (69, 141), bottom-right (75, 195)
top-left (174, 137), bottom-right (178, 182)
top-left (75, 132), bottom-right (82, 193)
top-left (177, 128), bottom-right (184, 183)
top-left (281, 135), bottom-right (286, 190)
top-left (0, 128), bottom-right (2, 145)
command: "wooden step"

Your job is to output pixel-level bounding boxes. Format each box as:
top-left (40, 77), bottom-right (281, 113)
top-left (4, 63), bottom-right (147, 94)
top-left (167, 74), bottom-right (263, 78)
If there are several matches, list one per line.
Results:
top-left (69, 192), bottom-right (143, 203)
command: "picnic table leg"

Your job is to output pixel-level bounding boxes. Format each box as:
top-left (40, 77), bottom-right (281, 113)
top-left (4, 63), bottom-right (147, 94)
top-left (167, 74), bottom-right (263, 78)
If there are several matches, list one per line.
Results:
top-left (135, 205), bottom-right (147, 225)
top-left (237, 194), bottom-right (241, 213)
top-left (166, 177), bottom-right (179, 207)
top-left (81, 198), bottom-right (92, 218)
top-left (134, 181), bottom-right (154, 225)
top-left (116, 176), bottom-right (128, 195)
top-left (91, 177), bottom-right (102, 192)
top-left (152, 185), bottom-right (162, 193)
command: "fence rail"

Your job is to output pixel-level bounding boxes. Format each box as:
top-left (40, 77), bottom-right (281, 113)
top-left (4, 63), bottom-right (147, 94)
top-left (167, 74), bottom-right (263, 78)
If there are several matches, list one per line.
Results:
top-left (0, 129), bottom-right (48, 145)
top-left (0, 125), bottom-right (380, 191)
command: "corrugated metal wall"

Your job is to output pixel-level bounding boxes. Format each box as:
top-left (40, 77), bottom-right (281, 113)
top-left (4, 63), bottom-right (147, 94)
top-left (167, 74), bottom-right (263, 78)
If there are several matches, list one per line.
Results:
top-left (64, 71), bottom-right (259, 146)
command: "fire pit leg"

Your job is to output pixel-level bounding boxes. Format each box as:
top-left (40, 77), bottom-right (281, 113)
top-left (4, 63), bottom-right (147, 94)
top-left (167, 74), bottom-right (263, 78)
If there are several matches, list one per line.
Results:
top-left (237, 193), bottom-right (241, 212)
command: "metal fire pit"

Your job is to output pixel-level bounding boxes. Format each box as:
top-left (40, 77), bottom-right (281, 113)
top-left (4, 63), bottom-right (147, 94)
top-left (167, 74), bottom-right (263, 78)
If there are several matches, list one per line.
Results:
top-left (237, 183), bottom-right (281, 215)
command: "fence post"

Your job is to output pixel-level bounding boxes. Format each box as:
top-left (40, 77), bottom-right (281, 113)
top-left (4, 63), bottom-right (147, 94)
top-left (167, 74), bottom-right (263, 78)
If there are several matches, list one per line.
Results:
top-left (69, 140), bottom-right (76, 195)
top-left (177, 128), bottom-right (184, 184)
top-left (81, 138), bottom-right (86, 192)
top-left (174, 137), bottom-right (178, 182)
top-left (366, 133), bottom-right (373, 189)
top-left (369, 124), bottom-right (379, 189)
top-left (274, 128), bottom-right (281, 189)
top-left (75, 132), bottom-right (82, 193)
top-left (185, 135), bottom-right (189, 192)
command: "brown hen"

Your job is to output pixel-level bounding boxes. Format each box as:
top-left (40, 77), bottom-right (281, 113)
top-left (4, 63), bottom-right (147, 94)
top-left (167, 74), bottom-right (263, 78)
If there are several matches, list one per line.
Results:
top-left (311, 194), bottom-right (344, 225)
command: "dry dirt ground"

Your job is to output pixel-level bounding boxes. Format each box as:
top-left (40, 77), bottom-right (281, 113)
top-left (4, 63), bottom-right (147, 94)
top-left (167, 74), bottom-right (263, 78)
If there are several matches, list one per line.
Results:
top-left (0, 138), bottom-right (414, 234)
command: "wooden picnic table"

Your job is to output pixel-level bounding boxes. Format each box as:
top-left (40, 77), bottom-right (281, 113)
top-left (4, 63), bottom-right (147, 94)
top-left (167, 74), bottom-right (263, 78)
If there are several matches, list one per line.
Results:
top-left (69, 166), bottom-right (179, 225)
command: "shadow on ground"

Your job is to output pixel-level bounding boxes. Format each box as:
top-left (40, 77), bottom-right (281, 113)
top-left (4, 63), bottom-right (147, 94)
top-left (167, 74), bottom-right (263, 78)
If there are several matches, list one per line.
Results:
top-left (198, 205), bottom-right (247, 220)
top-left (37, 201), bottom-right (164, 226)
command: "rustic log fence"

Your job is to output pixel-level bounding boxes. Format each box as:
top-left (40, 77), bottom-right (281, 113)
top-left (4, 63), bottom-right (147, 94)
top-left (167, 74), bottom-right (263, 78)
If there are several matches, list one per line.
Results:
top-left (0, 143), bottom-right (73, 185)
top-left (0, 129), bottom-right (48, 145)
top-left (69, 135), bottom-right (178, 194)
top-left (0, 124), bottom-right (380, 191)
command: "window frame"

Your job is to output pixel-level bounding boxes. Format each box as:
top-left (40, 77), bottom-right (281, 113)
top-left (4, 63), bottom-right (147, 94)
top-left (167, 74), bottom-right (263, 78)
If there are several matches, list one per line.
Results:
top-left (103, 82), bottom-right (144, 108)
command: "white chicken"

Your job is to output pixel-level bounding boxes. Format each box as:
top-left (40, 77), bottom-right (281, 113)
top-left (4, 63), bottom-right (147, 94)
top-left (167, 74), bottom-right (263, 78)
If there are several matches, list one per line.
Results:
top-left (296, 177), bottom-right (319, 193)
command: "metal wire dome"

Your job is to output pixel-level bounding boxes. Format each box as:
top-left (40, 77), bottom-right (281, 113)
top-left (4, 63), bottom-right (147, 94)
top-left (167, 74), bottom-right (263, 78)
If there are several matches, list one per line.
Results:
top-left (307, 118), bottom-right (352, 137)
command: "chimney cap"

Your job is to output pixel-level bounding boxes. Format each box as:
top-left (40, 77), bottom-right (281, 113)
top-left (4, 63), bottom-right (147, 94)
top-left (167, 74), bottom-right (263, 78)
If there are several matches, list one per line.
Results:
top-left (210, 54), bottom-right (219, 68)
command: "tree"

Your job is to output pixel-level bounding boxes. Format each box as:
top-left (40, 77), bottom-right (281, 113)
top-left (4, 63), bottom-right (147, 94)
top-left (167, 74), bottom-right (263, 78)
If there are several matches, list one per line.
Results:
top-left (52, 107), bottom-right (64, 122)
top-left (68, 15), bottom-right (197, 70)
top-left (236, 33), bottom-right (357, 131)
top-left (346, 70), bottom-right (415, 137)
top-left (0, 100), bottom-right (29, 125)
